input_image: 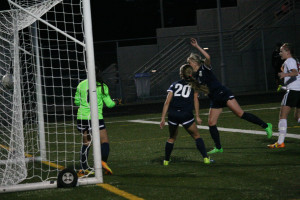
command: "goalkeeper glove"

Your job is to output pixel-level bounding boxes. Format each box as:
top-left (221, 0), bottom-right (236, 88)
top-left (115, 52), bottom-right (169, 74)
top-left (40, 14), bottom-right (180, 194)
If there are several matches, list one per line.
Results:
top-left (113, 98), bottom-right (122, 106)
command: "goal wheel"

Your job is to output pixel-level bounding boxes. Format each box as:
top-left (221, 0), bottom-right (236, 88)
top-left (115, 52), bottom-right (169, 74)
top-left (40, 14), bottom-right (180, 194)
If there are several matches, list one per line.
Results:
top-left (57, 168), bottom-right (78, 188)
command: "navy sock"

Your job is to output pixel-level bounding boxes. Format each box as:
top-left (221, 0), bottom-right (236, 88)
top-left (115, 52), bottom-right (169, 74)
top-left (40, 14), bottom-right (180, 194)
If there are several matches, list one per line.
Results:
top-left (101, 142), bottom-right (110, 162)
top-left (165, 142), bottom-right (174, 161)
top-left (241, 112), bottom-right (268, 128)
top-left (209, 125), bottom-right (222, 149)
top-left (195, 138), bottom-right (208, 158)
top-left (80, 145), bottom-right (90, 170)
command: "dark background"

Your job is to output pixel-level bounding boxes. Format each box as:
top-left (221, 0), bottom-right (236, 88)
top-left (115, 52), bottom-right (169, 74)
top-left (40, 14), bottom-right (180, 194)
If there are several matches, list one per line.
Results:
top-left (90, 0), bottom-right (237, 41)
top-left (1, 0), bottom-right (237, 41)
top-left (1, 0), bottom-right (237, 70)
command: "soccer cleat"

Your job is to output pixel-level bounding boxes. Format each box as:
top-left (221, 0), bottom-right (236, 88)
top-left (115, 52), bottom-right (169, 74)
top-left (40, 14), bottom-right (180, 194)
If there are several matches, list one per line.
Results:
top-left (77, 169), bottom-right (85, 177)
top-left (203, 157), bottom-right (210, 164)
top-left (277, 85), bottom-right (287, 92)
top-left (102, 161), bottom-right (113, 175)
top-left (207, 147), bottom-right (223, 154)
top-left (163, 160), bottom-right (169, 166)
top-left (265, 123), bottom-right (273, 138)
top-left (268, 142), bottom-right (285, 148)
top-left (77, 169), bottom-right (94, 177)
top-left (277, 85), bottom-right (282, 92)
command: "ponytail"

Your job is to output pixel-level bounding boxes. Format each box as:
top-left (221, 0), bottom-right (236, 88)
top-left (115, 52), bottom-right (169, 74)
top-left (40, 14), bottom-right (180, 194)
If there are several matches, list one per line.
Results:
top-left (95, 67), bottom-right (106, 95)
top-left (180, 64), bottom-right (209, 94)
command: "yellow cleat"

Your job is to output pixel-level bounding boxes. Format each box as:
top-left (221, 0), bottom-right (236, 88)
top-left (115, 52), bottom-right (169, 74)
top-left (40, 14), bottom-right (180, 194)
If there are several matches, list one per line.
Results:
top-left (77, 169), bottom-right (94, 177)
top-left (163, 160), bottom-right (169, 166)
top-left (268, 142), bottom-right (285, 148)
top-left (102, 161), bottom-right (113, 175)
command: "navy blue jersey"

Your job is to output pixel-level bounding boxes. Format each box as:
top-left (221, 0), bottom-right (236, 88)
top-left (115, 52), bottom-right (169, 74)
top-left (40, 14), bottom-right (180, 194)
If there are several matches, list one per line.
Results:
top-left (195, 64), bottom-right (223, 94)
top-left (195, 64), bottom-right (235, 108)
top-left (167, 80), bottom-right (194, 113)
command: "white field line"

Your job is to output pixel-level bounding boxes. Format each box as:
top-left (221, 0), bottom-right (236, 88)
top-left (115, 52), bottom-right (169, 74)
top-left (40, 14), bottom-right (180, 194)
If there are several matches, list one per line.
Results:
top-left (106, 106), bottom-right (281, 124)
top-left (127, 119), bottom-right (300, 140)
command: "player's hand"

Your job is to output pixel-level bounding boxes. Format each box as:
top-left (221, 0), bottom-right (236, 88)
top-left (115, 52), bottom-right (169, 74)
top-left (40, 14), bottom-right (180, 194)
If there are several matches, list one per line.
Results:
top-left (160, 119), bottom-right (165, 129)
top-left (113, 98), bottom-right (122, 105)
top-left (196, 116), bottom-right (202, 125)
top-left (190, 38), bottom-right (198, 47)
top-left (278, 72), bottom-right (285, 79)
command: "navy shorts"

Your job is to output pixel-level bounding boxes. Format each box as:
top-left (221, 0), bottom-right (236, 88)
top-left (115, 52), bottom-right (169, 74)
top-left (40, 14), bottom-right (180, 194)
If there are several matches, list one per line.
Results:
top-left (281, 90), bottom-right (300, 108)
top-left (77, 119), bottom-right (106, 133)
top-left (209, 87), bottom-right (235, 108)
top-left (168, 110), bottom-right (195, 128)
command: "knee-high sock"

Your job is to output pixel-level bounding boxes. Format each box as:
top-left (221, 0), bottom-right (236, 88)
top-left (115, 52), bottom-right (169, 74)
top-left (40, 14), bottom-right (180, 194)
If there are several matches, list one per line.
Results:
top-left (209, 125), bottom-right (221, 149)
top-left (241, 112), bottom-right (268, 128)
top-left (195, 138), bottom-right (208, 158)
top-left (101, 142), bottom-right (110, 162)
top-left (278, 119), bottom-right (287, 144)
top-left (165, 142), bottom-right (174, 161)
top-left (80, 144), bottom-right (90, 170)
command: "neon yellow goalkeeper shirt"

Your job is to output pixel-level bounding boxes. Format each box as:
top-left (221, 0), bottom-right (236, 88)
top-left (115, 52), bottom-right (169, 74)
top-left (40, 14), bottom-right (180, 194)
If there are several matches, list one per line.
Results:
top-left (74, 79), bottom-right (116, 120)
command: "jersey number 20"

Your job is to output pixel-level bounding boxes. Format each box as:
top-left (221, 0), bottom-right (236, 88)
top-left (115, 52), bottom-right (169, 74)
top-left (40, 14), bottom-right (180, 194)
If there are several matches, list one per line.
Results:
top-left (174, 84), bottom-right (191, 98)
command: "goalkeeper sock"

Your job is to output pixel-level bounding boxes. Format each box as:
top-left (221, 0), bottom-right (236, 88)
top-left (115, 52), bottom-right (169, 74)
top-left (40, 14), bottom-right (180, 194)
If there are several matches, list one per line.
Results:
top-left (165, 142), bottom-right (174, 161)
top-left (241, 112), bottom-right (268, 128)
top-left (209, 125), bottom-right (222, 149)
top-left (195, 138), bottom-right (208, 158)
top-left (80, 144), bottom-right (90, 170)
top-left (101, 142), bottom-right (110, 162)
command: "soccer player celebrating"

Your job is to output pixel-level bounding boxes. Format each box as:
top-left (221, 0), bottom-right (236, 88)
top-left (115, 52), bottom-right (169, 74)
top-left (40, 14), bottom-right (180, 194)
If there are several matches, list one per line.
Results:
top-left (188, 38), bottom-right (273, 154)
top-left (74, 67), bottom-right (120, 175)
top-left (268, 43), bottom-right (300, 148)
top-left (160, 64), bottom-right (212, 165)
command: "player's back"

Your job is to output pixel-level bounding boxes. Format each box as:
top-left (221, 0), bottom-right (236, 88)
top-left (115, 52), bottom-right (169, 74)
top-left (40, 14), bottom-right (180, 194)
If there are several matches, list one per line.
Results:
top-left (167, 80), bottom-right (194, 113)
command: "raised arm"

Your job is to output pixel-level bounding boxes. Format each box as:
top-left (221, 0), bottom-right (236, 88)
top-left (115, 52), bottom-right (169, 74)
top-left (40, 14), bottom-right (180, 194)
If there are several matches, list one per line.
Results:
top-left (190, 38), bottom-right (211, 65)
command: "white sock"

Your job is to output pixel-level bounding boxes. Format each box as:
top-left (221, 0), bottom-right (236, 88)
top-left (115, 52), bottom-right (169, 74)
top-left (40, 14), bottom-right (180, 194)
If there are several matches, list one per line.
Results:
top-left (298, 118), bottom-right (300, 123)
top-left (278, 119), bottom-right (287, 144)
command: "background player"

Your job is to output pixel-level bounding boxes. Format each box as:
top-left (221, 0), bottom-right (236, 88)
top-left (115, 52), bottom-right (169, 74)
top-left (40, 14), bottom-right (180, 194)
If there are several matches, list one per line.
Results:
top-left (74, 67), bottom-right (120, 175)
top-left (160, 64), bottom-right (212, 165)
top-left (268, 43), bottom-right (300, 148)
top-left (187, 38), bottom-right (273, 154)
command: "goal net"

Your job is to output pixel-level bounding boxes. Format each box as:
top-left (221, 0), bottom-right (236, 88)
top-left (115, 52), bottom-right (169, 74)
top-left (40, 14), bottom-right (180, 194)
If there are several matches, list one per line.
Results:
top-left (0, 0), bottom-right (102, 192)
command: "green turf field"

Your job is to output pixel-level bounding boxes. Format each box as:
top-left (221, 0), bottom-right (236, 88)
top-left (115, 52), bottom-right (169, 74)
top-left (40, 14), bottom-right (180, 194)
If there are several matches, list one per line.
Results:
top-left (1, 102), bottom-right (300, 200)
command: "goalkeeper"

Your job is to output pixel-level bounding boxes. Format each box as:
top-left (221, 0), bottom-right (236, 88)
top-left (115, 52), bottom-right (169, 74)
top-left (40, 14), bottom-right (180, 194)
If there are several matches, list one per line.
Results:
top-left (74, 68), bottom-right (120, 175)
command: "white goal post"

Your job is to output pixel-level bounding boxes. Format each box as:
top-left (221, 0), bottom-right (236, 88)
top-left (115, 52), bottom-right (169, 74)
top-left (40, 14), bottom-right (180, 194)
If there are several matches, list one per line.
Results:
top-left (0, 0), bottom-right (103, 192)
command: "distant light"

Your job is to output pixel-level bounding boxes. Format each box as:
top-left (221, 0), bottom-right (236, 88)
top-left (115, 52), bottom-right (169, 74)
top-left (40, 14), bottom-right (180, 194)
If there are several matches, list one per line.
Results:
top-left (151, 69), bottom-right (157, 73)
top-left (203, 47), bottom-right (209, 50)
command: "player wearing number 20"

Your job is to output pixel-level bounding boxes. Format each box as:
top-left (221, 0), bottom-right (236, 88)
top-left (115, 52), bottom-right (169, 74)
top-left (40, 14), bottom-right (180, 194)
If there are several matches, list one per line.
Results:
top-left (160, 64), bottom-right (212, 165)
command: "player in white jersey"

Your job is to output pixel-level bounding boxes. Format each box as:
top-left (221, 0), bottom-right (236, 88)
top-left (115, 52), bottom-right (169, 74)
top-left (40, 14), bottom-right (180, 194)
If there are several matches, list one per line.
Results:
top-left (268, 43), bottom-right (300, 148)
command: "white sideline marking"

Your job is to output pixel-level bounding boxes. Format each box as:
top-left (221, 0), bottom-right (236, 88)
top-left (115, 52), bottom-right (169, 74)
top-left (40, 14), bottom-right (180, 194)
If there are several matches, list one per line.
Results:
top-left (106, 107), bottom-right (281, 123)
top-left (127, 120), bottom-right (300, 140)
top-left (200, 106), bottom-right (280, 115)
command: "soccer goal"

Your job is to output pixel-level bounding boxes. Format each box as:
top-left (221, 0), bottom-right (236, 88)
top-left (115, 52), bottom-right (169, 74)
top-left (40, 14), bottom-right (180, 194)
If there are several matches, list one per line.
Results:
top-left (0, 0), bottom-right (103, 193)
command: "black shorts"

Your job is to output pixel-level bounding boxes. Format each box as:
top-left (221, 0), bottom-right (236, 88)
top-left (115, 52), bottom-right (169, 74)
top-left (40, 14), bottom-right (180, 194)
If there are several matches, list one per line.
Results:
top-left (209, 87), bottom-right (235, 108)
top-left (77, 119), bottom-right (106, 133)
top-left (281, 90), bottom-right (300, 108)
top-left (168, 110), bottom-right (195, 129)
